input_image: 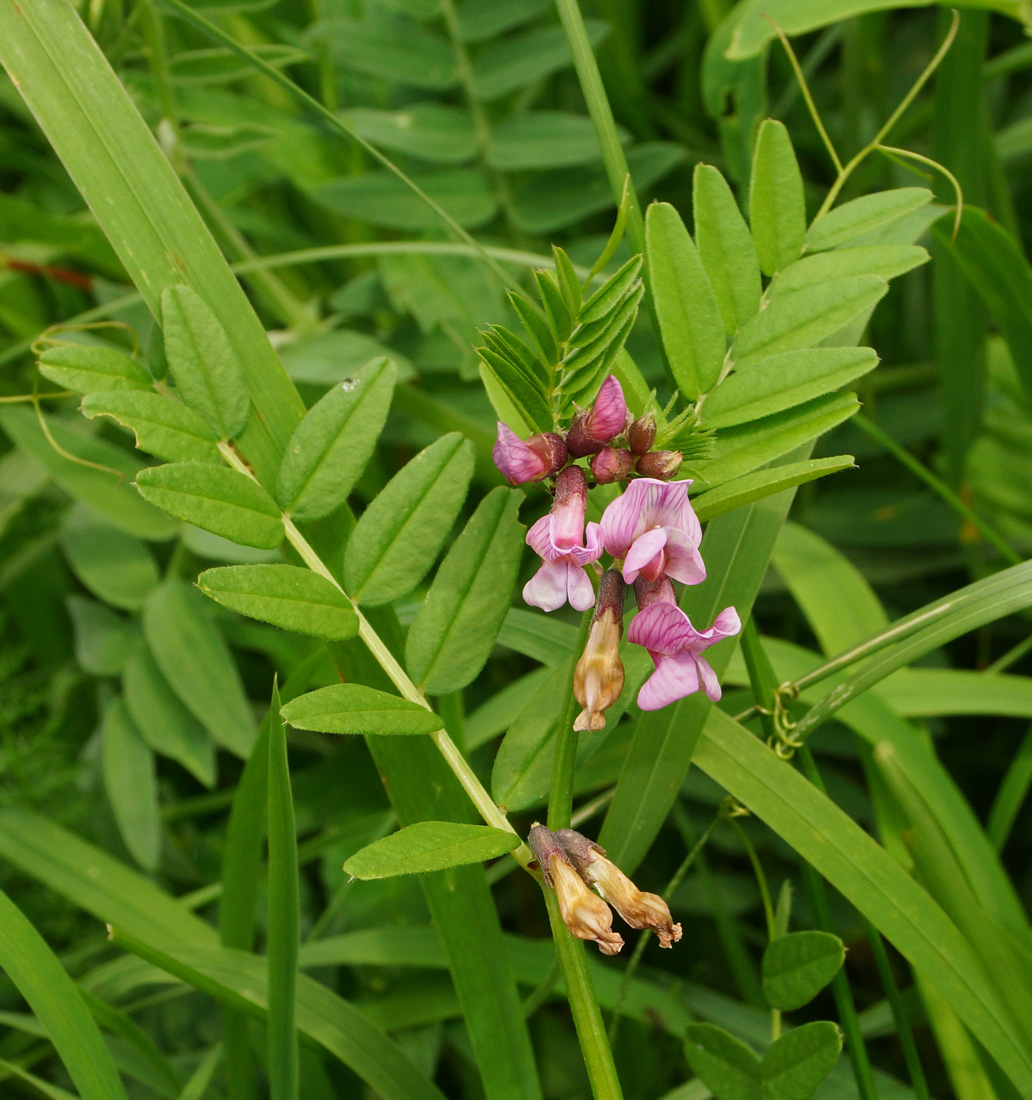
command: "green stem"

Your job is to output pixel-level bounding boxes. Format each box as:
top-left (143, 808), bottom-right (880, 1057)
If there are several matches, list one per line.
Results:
top-left (216, 443), bottom-right (531, 867)
top-left (547, 610), bottom-right (594, 831)
top-left (854, 413), bottom-right (1020, 566)
top-left (798, 747), bottom-right (879, 1100)
top-left (552, 0), bottom-right (645, 258)
top-left (543, 889), bottom-right (624, 1100)
top-left (864, 918), bottom-right (931, 1100)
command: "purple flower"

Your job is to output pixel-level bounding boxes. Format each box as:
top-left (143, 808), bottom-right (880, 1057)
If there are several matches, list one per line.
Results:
top-left (627, 597), bottom-right (741, 710)
top-left (598, 478), bottom-right (705, 586)
top-left (523, 466), bottom-right (602, 612)
top-left (493, 423), bottom-right (567, 485)
top-left (566, 376), bottom-right (629, 457)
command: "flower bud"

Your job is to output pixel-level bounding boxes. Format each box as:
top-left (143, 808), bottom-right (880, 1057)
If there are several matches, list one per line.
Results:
top-left (590, 447), bottom-right (633, 485)
top-left (635, 450), bottom-right (683, 480)
top-left (628, 414), bottom-right (656, 455)
top-left (493, 424), bottom-right (567, 484)
top-left (556, 828), bottom-right (682, 949)
top-left (565, 376), bottom-right (629, 456)
top-left (573, 569), bottom-right (626, 732)
top-left (528, 823), bottom-right (624, 955)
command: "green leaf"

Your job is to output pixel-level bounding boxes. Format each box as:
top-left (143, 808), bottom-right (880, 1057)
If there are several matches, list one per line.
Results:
top-left (344, 822), bottom-right (520, 879)
top-left (143, 578), bottom-right (257, 757)
top-left (683, 1023), bottom-right (761, 1100)
top-left (702, 348), bottom-right (878, 428)
top-left (694, 394), bottom-right (859, 488)
top-left (692, 456), bottom-right (855, 522)
top-left (935, 207), bottom-right (1032, 405)
top-left (806, 188), bottom-right (933, 252)
top-left (762, 1022), bottom-right (841, 1100)
top-left (67, 594), bottom-right (134, 676)
top-left (769, 245), bottom-right (929, 296)
top-left (489, 111), bottom-right (614, 170)
top-left (313, 169), bottom-right (497, 231)
top-left (311, 17), bottom-right (457, 89)
top-left (762, 932), bottom-right (846, 1011)
top-left (276, 358), bottom-right (396, 522)
top-left (281, 684), bottom-right (442, 736)
top-left (136, 461), bottom-right (284, 549)
top-left (694, 163), bottom-right (762, 334)
top-left (198, 564), bottom-right (358, 640)
top-left (342, 105), bottom-right (476, 164)
top-left (266, 681), bottom-right (299, 1100)
top-left (646, 201), bottom-right (726, 399)
top-left (0, 887), bottom-right (130, 1100)
top-left (60, 506), bottom-right (159, 611)
top-left (0, 406), bottom-right (176, 541)
top-left (749, 120), bottom-right (806, 276)
top-left (344, 433), bottom-right (475, 606)
top-left (81, 390), bottom-right (220, 464)
top-left (161, 285), bottom-right (250, 439)
top-left (405, 487), bottom-right (524, 694)
top-left (471, 21), bottom-right (607, 100)
top-left (123, 642), bottom-right (216, 788)
top-left (38, 344), bottom-right (152, 393)
top-left (731, 277), bottom-right (888, 368)
top-left (101, 697), bottom-right (160, 872)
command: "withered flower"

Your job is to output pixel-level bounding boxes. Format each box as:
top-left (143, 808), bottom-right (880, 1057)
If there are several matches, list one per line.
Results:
top-left (573, 569), bottom-right (626, 731)
top-left (557, 829), bottom-right (683, 949)
top-left (528, 824), bottom-right (624, 956)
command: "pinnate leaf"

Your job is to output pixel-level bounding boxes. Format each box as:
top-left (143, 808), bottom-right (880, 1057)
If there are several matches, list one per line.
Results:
top-left (646, 201), bottom-right (725, 399)
top-left (405, 487), bottom-right (524, 694)
top-left (198, 564), bottom-right (358, 640)
top-left (135, 462), bottom-right (284, 549)
top-left (761, 1022), bottom-right (841, 1100)
top-left (345, 433), bottom-right (475, 606)
top-left (692, 457), bottom-right (855, 523)
top-left (770, 245), bottom-right (929, 297)
top-left (101, 698), bottom-right (160, 872)
top-left (749, 120), bottom-right (806, 276)
top-left (276, 358), bottom-right (396, 522)
top-left (806, 188), bottom-right (932, 252)
top-left (82, 390), bottom-right (220, 464)
top-left (761, 932), bottom-right (846, 1011)
top-left (344, 822), bottom-right (520, 879)
top-left (161, 285), bottom-right (250, 439)
top-left (38, 344), bottom-right (152, 393)
top-left (683, 1023), bottom-right (761, 1100)
top-left (281, 684), bottom-right (442, 736)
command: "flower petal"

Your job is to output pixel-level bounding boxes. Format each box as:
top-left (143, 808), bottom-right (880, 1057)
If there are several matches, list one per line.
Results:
top-left (523, 560), bottom-right (570, 612)
top-left (493, 423), bottom-right (546, 484)
top-left (637, 651), bottom-right (700, 710)
top-left (587, 375), bottom-right (628, 442)
top-left (526, 514), bottom-right (553, 558)
top-left (627, 601), bottom-right (698, 656)
top-left (696, 654), bottom-right (722, 701)
top-left (662, 528), bottom-right (707, 586)
top-left (599, 480), bottom-right (649, 558)
top-left (566, 561), bottom-right (597, 611)
top-left (639, 478), bottom-right (690, 531)
top-left (693, 605), bottom-right (742, 650)
top-left (622, 526), bottom-right (668, 584)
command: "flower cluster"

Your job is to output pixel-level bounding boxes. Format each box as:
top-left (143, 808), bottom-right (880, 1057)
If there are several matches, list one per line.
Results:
top-left (529, 824), bottom-right (682, 954)
top-left (494, 375), bottom-right (739, 722)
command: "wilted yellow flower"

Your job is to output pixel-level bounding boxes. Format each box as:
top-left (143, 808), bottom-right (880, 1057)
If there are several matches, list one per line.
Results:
top-left (557, 829), bottom-right (682, 949)
top-left (573, 569), bottom-right (626, 731)
top-left (528, 823), bottom-right (624, 956)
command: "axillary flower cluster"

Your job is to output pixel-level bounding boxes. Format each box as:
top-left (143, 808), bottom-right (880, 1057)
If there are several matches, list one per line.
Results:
top-left (493, 374), bottom-right (740, 731)
top-left (529, 823), bottom-right (681, 955)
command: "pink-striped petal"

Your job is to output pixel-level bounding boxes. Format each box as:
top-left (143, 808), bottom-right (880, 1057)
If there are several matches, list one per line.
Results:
top-left (523, 560), bottom-right (571, 612)
top-left (526, 514), bottom-right (553, 559)
top-left (637, 651), bottom-right (700, 711)
top-left (662, 529), bottom-right (707, 586)
top-left (627, 602), bottom-right (697, 656)
top-left (622, 526), bottom-right (668, 584)
top-left (570, 522), bottom-right (603, 566)
top-left (566, 562), bottom-right (597, 611)
top-left (493, 423), bottom-right (547, 484)
top-left (599, 480), bottom-right (649, 558)
top-left (696, 655), bottom-right (722, 701)
top-left (587, 375), bottom-right (628, 442)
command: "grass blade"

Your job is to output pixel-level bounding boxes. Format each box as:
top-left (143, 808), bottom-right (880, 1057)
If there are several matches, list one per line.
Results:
top-left (267, 681), bottom-right (299, 1100)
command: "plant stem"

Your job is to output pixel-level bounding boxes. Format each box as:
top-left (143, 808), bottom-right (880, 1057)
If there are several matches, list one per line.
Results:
top-left (216, 443), bottom-right (532, 867)
top-left (547, 610), bottom-right (594, 831)
top-left (543, 889), bottom-right (625, 1100)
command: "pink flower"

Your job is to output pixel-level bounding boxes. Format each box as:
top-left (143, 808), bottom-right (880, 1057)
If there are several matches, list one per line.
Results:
top-left (523, 466), bottom-right (602, 612)
top-left (566, 376), bottom-right (629, 456)
top-left (599, 479), bottom-right (705, 586)
top-left (493, 423), bottom-right (567, 485)
top-left (627, 598), bottom-right (741, 710)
